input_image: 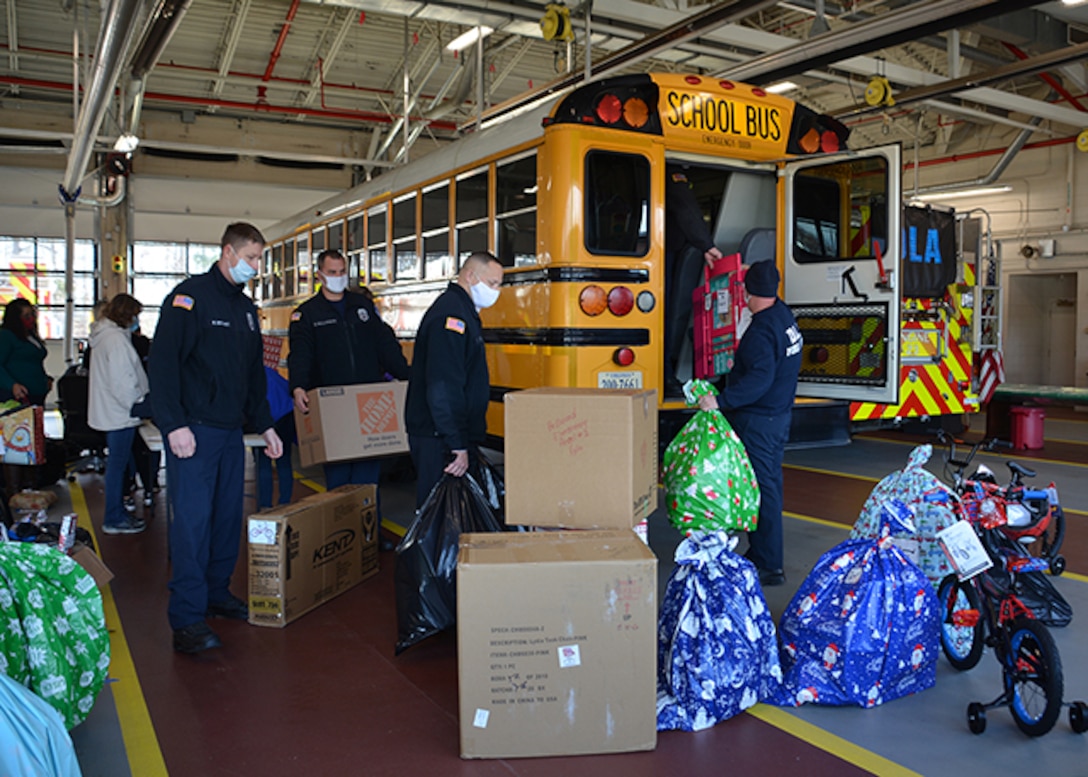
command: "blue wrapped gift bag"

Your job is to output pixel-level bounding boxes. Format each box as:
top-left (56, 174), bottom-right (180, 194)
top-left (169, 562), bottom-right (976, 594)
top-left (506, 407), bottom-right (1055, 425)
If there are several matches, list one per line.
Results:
top-left (773, 502), bottom-right (939, 708)
top-left (657, 531), bottom-right (782, 731)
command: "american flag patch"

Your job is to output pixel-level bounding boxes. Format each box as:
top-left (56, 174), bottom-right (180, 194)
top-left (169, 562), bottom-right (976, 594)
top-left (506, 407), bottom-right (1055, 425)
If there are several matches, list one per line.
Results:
top-left (173, 294), bottom-right (194, 310)
top-left (445, 316), bottom-right (465, 334)
top-left (290, 311), bottom-right (302, 322)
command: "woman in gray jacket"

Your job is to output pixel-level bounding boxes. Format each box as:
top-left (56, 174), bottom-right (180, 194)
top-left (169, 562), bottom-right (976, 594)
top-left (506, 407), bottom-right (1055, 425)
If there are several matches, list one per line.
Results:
top-left (88, 294), bottom-right (149, 535)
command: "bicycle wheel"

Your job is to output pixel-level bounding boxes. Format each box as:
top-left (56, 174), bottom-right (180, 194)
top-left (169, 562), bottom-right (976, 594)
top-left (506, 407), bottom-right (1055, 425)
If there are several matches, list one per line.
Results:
top-left (1002, 617), bottom-right (1063, 737)
top-left (937, 574), bottom-right (984, 671)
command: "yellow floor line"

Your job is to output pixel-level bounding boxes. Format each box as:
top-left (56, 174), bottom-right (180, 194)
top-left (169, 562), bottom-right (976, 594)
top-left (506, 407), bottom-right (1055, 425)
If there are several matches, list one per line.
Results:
top-left (69, 480), bottom-right (169, 777)
top-left (859, 434), bottom-right (1088, 470)
top-left (746, 704), bottom-right (922, 777)
top-left (786, 463), bottom-right (879, 483)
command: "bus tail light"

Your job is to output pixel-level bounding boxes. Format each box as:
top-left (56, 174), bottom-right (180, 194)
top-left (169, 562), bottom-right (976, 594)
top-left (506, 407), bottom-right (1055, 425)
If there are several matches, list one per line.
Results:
top-left (579, 285), bottom-right (607, 316)
top-left (613, 347), bottom-right (635, 367)
top-left (607, 286), bottom-right (634, 316)
top-left (596, 94), bottom-right (623, 124)
top-left (623, 98), bottom-right (649, 128)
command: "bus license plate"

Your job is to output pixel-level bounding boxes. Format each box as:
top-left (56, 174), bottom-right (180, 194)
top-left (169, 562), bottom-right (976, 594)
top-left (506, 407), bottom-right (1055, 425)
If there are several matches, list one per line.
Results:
top-left (597, 371), bottom-right (642, 389)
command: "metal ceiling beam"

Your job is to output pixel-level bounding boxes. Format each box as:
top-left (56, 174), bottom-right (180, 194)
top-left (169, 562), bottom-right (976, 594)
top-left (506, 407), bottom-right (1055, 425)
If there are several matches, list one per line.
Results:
top-left (717, 0), bottom-right (1042, 84)
top-left (832, 41), bottom-right (1088, 119)
top-left (300, 7), bottom-right (357, 107)
top-left (475, 0), bottom-right (778, 127)
top-left (6, 0), bottom-right (19, 73)
top-left (212, 0), bottom-right (252, 99)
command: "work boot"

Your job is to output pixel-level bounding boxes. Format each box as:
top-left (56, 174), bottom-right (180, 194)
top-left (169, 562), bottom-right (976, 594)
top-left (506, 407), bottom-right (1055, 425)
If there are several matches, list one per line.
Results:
top-left (173, 622), bottom-right (222, 654)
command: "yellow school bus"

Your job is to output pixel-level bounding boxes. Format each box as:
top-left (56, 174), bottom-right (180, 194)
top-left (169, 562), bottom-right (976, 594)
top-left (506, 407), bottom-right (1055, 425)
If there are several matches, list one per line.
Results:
top-left (260, 72), bottom-right (956, 444)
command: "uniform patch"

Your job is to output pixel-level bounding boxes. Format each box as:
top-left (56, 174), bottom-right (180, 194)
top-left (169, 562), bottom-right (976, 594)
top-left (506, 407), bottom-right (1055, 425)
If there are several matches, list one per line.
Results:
top-left (172, 294), bottom-right (194, 310)
top-left (445, 316), bottom-right (466, 334)
top-left (671, 172), bottom-right (688, 184)
top-left (357, 308), bottom-right (370, 322)
top-left (291, 311), bottom-right (302, 322)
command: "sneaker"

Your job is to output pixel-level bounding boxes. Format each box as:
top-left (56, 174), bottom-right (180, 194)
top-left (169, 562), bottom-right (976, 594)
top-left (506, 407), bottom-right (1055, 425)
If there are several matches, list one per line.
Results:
top-left (173, 622), bottom-right (222, 654)
top-left (143, 493), bottom-right (154, 508)
top-left (123, 495), bottom-right (136, 513)
top-left (207, 594), bottom-right (249, 620)
top-left (102, 518), bottom-right (147, 535)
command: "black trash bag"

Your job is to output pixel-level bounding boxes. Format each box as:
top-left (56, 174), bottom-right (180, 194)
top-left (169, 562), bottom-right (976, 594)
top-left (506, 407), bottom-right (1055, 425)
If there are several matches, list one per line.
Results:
top-left (468, 451), bottom-right (505, 524)
top-left (394, 473), bottom-right (505, 654)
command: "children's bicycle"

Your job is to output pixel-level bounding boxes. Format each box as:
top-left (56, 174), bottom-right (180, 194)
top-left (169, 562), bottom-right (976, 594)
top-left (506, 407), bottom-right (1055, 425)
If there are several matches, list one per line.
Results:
top-left (936, 482), bottom-right (1085, 736)
top-left (936, 430), bottom-right (1066, 576)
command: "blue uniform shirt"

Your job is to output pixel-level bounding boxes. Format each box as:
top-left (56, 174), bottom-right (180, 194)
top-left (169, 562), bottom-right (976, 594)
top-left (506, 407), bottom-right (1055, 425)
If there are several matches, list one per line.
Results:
top-left (149, 266), bottom-right (272, 436)
top-left (718, 298), bottom-right (802, 416)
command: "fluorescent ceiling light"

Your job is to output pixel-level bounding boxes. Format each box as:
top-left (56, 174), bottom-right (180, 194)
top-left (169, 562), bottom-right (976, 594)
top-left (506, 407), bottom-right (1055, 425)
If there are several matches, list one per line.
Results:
top-left (447, 26), bottom-right (493, 52)
top-left (1060, 0), bottom-right (1087, 6)
top-left (765, 81), bottom-right (799, 94)
top-left (113, 133), bottom-right (140, 153)
top-left (910, 185), bottom-right (1011, 201)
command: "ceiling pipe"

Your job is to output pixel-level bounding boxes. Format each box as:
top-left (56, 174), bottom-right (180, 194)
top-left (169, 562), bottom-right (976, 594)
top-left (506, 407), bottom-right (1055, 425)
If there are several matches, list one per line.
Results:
top-left (263, 0), bottom-right (302, 83)
top-left (0, 75), bottom-right (460, 131)
top-left (124, 0), bottom-right (194, 137)
top-left (1001, 41), bottom-right (1086, 113)
top-left (909, 113), bottom-right (1044, 197)
top-left (59, 0), bottom-right (146, 201)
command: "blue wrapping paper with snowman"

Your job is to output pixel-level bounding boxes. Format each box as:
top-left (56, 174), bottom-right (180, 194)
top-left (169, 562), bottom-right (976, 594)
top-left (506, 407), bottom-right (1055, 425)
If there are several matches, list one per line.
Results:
top-left (657, 531), bottom-right (782, 731)
top-left (772, 501), bottom-right (939, 708)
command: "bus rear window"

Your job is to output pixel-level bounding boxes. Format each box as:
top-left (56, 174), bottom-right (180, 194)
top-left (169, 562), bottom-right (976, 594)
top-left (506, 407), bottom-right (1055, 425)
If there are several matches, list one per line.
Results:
top-left (585, 151), bottom-right (649, 256)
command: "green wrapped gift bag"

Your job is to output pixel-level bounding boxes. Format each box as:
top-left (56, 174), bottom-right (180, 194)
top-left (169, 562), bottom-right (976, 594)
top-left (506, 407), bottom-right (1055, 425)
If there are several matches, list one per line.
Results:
top-left (0, 542), bottom-right (110, 729)
top-left (663, 380), bottom-right (760, 535)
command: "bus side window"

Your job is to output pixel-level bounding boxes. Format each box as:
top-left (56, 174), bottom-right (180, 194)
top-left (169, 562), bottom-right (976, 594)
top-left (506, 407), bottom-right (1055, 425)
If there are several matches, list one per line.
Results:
top-left (793, 174), bottom-right (841, 263)
top-left (585, 151), bottom-right (650, 256)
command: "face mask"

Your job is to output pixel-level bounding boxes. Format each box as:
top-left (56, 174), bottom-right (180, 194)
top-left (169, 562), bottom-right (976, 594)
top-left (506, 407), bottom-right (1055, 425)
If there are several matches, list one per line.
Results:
top-left (322, 274), bottom-right (348, 294)
top-left (470, 280), bottom-right (500, 309)
top-left (129, 318), bottom-right (140, 333)
top-left (228, 247), bottom-right (257, 285)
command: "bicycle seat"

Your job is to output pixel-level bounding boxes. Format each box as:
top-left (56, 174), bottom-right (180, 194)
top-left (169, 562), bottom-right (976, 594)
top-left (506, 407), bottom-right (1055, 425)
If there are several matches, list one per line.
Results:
top-left (1007, 461), bottom-right (1036, 480)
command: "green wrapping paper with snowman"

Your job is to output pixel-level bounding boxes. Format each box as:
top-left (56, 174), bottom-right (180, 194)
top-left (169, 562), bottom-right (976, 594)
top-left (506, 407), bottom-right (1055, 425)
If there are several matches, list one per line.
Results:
top-left (0, 542), bottom-right (110, 729)
top-left (663, 380), bottom-right (760, 535)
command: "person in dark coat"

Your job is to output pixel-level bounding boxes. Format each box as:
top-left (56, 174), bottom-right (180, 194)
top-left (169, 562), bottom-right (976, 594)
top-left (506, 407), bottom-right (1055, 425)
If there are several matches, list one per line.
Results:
top-left (699, 260), bottom-right (802, 586)
top-left (150, 222), bottom-right (283, 654)
top-left (0, 298), bottom-right (51, 406)
top-left (404, 252), bottom-right (502, 508)
top-left (288, 249), bottom-right (409, 492)
top-left (665, 165), bottom-right (723, 393)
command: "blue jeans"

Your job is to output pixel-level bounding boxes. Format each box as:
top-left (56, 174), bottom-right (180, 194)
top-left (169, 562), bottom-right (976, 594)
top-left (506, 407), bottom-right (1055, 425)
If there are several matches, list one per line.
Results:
top-left (164, 424), bottom-right (244, 630)
top-left (323, 459), bottom-right (380, 491)
top-left (726, 409), bottom-right (791, 572)
top-left (255, 446), bottom-right (294, 508)
top-left (104, 426), bottom-right (137, 527)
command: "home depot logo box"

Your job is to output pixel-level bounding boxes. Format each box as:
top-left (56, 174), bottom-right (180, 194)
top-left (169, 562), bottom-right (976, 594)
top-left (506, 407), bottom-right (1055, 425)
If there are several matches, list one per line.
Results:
top-left (294, 381), bottom-right (408, 468)
top-left (247, 484), bottom-right (379, 627)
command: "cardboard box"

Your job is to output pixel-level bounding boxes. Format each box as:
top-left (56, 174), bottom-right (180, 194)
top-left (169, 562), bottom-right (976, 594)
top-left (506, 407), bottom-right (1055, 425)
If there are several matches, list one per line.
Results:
top-left (504, 388), bottom-right (658, 529)
top-left (295, 382), bottom-right (408, 468)
top-left (0, 405), bottom-right (45, 465)
top-left (247, 484), bottom-right (379, 627)
top-left (70, 542), bottom-right (114, 588)
top-left (457, 530), bottom-right (657, 759)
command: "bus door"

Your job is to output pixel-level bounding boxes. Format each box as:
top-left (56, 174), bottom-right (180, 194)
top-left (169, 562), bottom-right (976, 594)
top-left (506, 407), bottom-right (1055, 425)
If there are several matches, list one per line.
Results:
top-left (782, 145), bottom-right (902, 405)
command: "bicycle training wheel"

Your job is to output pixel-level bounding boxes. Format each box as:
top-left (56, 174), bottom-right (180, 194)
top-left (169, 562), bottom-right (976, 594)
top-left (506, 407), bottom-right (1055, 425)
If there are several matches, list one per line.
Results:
top-left (937, 574), bottom-right (984, 671)
top-left (1003, 617), bottom-right (1063, 737)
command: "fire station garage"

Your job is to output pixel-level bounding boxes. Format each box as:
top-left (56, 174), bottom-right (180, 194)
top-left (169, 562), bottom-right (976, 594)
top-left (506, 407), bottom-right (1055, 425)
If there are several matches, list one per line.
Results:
top-left (1, 0), bottom-right (1088, 774)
